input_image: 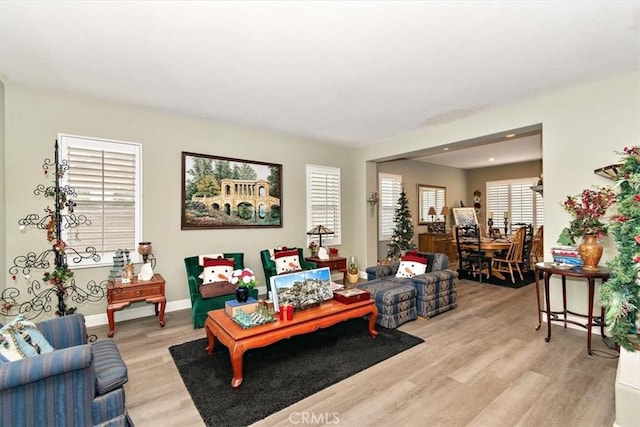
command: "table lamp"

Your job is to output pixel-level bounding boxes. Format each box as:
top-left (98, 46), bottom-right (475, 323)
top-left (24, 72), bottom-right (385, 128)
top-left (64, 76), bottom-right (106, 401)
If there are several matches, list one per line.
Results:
top-left (306, 225), bottom-right (334, 248)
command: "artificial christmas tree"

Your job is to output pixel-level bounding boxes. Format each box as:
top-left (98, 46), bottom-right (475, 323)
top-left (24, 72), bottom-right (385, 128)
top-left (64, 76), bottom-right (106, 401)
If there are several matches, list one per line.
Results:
top-left (386, 189), bottom-right (416, 259)
top-left (601, 146), bottom-right (640, 351)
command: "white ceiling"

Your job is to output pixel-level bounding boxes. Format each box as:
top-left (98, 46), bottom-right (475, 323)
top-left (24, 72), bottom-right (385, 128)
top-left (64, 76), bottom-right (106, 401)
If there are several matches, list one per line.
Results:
top-left (415, 134), bottom-right (542, 169)
top-left (1, 1), bottom-right (638, 168)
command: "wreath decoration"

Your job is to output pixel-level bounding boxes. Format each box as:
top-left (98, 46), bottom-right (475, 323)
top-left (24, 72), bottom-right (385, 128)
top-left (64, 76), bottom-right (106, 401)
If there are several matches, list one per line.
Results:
top-left (473, 190), bottom-right (482, 216)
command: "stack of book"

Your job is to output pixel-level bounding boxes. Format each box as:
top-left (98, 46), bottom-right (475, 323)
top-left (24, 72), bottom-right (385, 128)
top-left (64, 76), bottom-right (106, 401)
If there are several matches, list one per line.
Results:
top-left (550, 246), bottom-right (583, 266)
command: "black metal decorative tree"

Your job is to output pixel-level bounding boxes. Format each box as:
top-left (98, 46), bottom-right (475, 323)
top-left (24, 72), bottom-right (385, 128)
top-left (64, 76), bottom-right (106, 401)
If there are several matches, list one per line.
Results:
top-left (2, 141), bottom-right (107, 319)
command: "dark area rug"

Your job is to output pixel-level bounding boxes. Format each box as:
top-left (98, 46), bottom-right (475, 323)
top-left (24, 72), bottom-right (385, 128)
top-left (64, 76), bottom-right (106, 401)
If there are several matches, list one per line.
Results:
top-left (458, 269), bottom-right (537, 288)
top-left (169, 318), bottom-right (423, 427)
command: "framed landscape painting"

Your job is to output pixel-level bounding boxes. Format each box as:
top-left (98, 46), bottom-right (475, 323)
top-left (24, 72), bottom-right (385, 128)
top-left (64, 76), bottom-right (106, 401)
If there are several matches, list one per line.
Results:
top-left (181, 152), bottom-right (282, 229)
top-left (269, 267), bottom-right (333, 312)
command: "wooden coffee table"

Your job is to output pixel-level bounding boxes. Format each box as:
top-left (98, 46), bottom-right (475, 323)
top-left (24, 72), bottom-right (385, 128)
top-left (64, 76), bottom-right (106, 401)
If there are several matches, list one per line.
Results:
top-left (204, 299), bottom-right (378, 387)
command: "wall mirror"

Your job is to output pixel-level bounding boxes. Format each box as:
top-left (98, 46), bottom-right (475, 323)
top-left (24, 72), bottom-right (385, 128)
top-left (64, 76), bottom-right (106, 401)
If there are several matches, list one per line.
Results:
top-left (417, 184), bottom-right (446, 226)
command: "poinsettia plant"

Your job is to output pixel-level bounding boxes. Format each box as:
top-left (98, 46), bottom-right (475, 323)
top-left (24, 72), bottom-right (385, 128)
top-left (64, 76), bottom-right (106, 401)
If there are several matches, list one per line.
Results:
top-left (230, 268), bottom-right (257, 289)
top-left (43, 265), bottom-right (73, 290)
top-left (558, 186), bottom-right (616, 245)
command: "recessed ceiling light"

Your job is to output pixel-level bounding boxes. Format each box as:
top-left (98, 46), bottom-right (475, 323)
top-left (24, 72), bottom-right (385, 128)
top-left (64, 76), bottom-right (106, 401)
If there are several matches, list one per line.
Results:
top-left (442, 147), bottom-right (449, 151)
top-left (506, 133), bottom-right (516, 138)
top-left (488, 158), bottom-right (495, 162)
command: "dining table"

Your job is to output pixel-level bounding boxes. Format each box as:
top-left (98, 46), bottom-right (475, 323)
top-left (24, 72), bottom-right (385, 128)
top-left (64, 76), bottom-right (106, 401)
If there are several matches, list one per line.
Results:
top-left (451, 237), bottom-right (513, 280)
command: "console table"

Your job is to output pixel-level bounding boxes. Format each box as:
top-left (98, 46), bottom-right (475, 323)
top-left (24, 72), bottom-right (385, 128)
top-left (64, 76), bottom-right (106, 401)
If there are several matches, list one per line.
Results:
top-left (107, 273), bottom-right (166, 337)
top-left (205, 299), bottom-right (378, 387)
top-left (534, 262), bottom-right (610, 355)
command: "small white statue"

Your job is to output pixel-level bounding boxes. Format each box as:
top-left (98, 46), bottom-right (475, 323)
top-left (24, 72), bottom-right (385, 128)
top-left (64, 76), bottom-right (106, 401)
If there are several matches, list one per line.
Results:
top-left (317, 247), bottom-right (329, 260)
top-left (138, 262), bottom-right (154, 281)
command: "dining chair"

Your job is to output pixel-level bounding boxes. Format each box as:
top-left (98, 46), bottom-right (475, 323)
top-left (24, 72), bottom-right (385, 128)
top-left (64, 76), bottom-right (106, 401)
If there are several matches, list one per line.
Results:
top-left (529, 225), bottom-right (544, 269)
top-left (512, 223), bottom-right (534, 272)
top-left (491, 226), bottom-right (526, 283)
top-left (478, 223), bottom-right (489, 238)
top-left (454, 224), bottom-right (490, 283)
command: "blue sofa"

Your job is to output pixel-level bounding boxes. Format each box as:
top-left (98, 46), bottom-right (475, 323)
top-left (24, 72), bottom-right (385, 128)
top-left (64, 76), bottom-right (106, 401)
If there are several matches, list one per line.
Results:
top-left (0, 314), bottom-right (131, 426)
top-left (357, 252), bottom-right (458, 328)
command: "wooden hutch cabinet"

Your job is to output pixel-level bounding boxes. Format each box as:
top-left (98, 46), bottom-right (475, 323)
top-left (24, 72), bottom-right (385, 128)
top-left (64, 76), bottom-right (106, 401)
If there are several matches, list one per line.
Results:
top-left (418, 233), bottom-right (456, 264)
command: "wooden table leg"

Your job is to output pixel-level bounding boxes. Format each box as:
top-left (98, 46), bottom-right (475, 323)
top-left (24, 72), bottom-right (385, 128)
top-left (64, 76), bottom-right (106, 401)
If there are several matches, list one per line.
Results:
top-left (158, 297), bottom-right (166, 327)
top-left (230, 343), bottom-right (245, 388)
top-left (534, 267), bottom-right (542, 330)
top-left (205, 322), bottom-right (215, 354)
top-left (147, 296), bottom-right (166, 327)
top-left (587, 277), bottom-right (595, 355)
top-left (562, 276), bottom-right (567, 329)
top-left (106, 302), bottom-right (130, 338)
top-left (544, 272), bottom-right (552, 343)
top-left (107, 306), bottom-right (115, 338)
top-left (368, 305), bottom-right (379, 338)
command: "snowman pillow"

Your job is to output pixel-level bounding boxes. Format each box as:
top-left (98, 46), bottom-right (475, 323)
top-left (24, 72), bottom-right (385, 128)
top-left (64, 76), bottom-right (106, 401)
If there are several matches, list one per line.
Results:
top-left (395, 252), bottom-right (429, 278)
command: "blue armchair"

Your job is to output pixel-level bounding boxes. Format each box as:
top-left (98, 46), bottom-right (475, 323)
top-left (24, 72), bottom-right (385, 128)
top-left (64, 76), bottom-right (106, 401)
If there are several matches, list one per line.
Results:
top-left (0, 314), bottom-right (131, 427)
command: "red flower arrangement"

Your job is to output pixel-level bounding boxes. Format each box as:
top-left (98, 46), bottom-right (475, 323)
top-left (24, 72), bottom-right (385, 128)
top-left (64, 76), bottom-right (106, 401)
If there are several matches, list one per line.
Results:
top-left (558, 186), bottom-right (616, 245)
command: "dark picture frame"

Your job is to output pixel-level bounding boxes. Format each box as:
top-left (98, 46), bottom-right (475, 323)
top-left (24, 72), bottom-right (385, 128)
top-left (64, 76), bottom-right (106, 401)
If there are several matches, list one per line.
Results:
top-left (181, 152), bottom-right (282, 229)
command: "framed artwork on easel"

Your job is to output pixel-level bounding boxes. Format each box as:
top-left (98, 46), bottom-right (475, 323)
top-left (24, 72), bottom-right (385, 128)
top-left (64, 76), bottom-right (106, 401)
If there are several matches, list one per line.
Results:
top-left (452, 207), bottom-right (478, 228)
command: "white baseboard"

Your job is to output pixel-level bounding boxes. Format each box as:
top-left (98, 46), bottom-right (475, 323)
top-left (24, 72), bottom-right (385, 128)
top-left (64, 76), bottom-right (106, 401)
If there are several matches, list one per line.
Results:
top-left (84, 298), bottom-right (192, 328)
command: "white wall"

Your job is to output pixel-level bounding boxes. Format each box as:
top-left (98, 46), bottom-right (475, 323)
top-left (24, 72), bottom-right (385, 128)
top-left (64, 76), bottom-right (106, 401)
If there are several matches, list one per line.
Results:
top-left (2, 83), bottom-right (358, 317)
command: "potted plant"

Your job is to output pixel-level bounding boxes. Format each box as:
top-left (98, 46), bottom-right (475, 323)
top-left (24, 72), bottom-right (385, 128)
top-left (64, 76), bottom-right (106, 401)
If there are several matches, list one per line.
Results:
top-left (601, 146), bottom-right (640, 351)
top-left (231, 268), bottom-right (257, 303)
top-left (558, 185), bottom-right (616, 271)
top-left (347, 256), bottom-right (359, 284)
top-left (308, 241), bottom-right (319, 257)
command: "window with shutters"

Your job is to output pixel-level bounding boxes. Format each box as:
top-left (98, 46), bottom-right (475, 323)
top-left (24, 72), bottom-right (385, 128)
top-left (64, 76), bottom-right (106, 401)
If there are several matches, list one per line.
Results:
top-left (59, 134), bottom-right (142, 267)
top-left (306, 165), bottom-right (341, 246)
top-left (418, 185), bottom-right (446, 224)
top-left (486, 177), bottom-right (543, 229)
top-left (379, 173), bottom-right (402, 240)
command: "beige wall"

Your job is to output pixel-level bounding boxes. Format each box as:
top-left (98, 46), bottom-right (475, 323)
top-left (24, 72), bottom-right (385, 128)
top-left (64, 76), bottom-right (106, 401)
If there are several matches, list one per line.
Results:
top-left (467, 159), bottom-right (543, 224)
top-left (2, 83), bottom-right (358, 317)
top-left (3, 72), bottom-right (639, 322)
top-left (0, 78), bottom-right (5, 316)
top-left (357, 71), bottom-right (639, 316)
top-left (375, 159), bottom-right (466, 258)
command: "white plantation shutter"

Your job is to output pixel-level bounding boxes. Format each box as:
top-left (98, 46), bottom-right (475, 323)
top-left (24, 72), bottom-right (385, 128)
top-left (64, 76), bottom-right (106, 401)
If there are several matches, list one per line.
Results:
top-left (306, 165), bottom-right (341, 246)
top-left (535, 192), bottom-right (544, 225)
top-left (60, 135), bottom-right (142, 266)
top-left (419, 187), bottom-right (446, 222)
top-left (379, 173), bottom-right (402, 240)
top-left (510, 182), bottom-right (534, 225)
top-left (486, 177), bottom-right (543, 230)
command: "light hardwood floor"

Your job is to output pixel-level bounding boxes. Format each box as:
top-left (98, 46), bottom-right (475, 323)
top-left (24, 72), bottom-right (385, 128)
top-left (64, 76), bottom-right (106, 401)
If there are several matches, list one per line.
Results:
top-left (88, 280), bottom-right (618, 427)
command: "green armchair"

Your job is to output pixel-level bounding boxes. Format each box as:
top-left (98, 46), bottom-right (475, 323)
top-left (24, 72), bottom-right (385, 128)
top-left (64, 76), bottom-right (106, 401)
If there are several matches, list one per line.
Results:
top-left (260, 248), bottom-right (317, 293)
top-left (184, 253), bottom-right (258, 328)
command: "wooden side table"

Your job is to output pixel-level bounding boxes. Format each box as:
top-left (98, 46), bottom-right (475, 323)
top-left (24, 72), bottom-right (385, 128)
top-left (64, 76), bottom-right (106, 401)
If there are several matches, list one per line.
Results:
top-left (107, 273), bottom-right (166, 337)
top-left (534, 262), bottom-right (610, 355)
top-left (305, 255), bottom-right (347, 284)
